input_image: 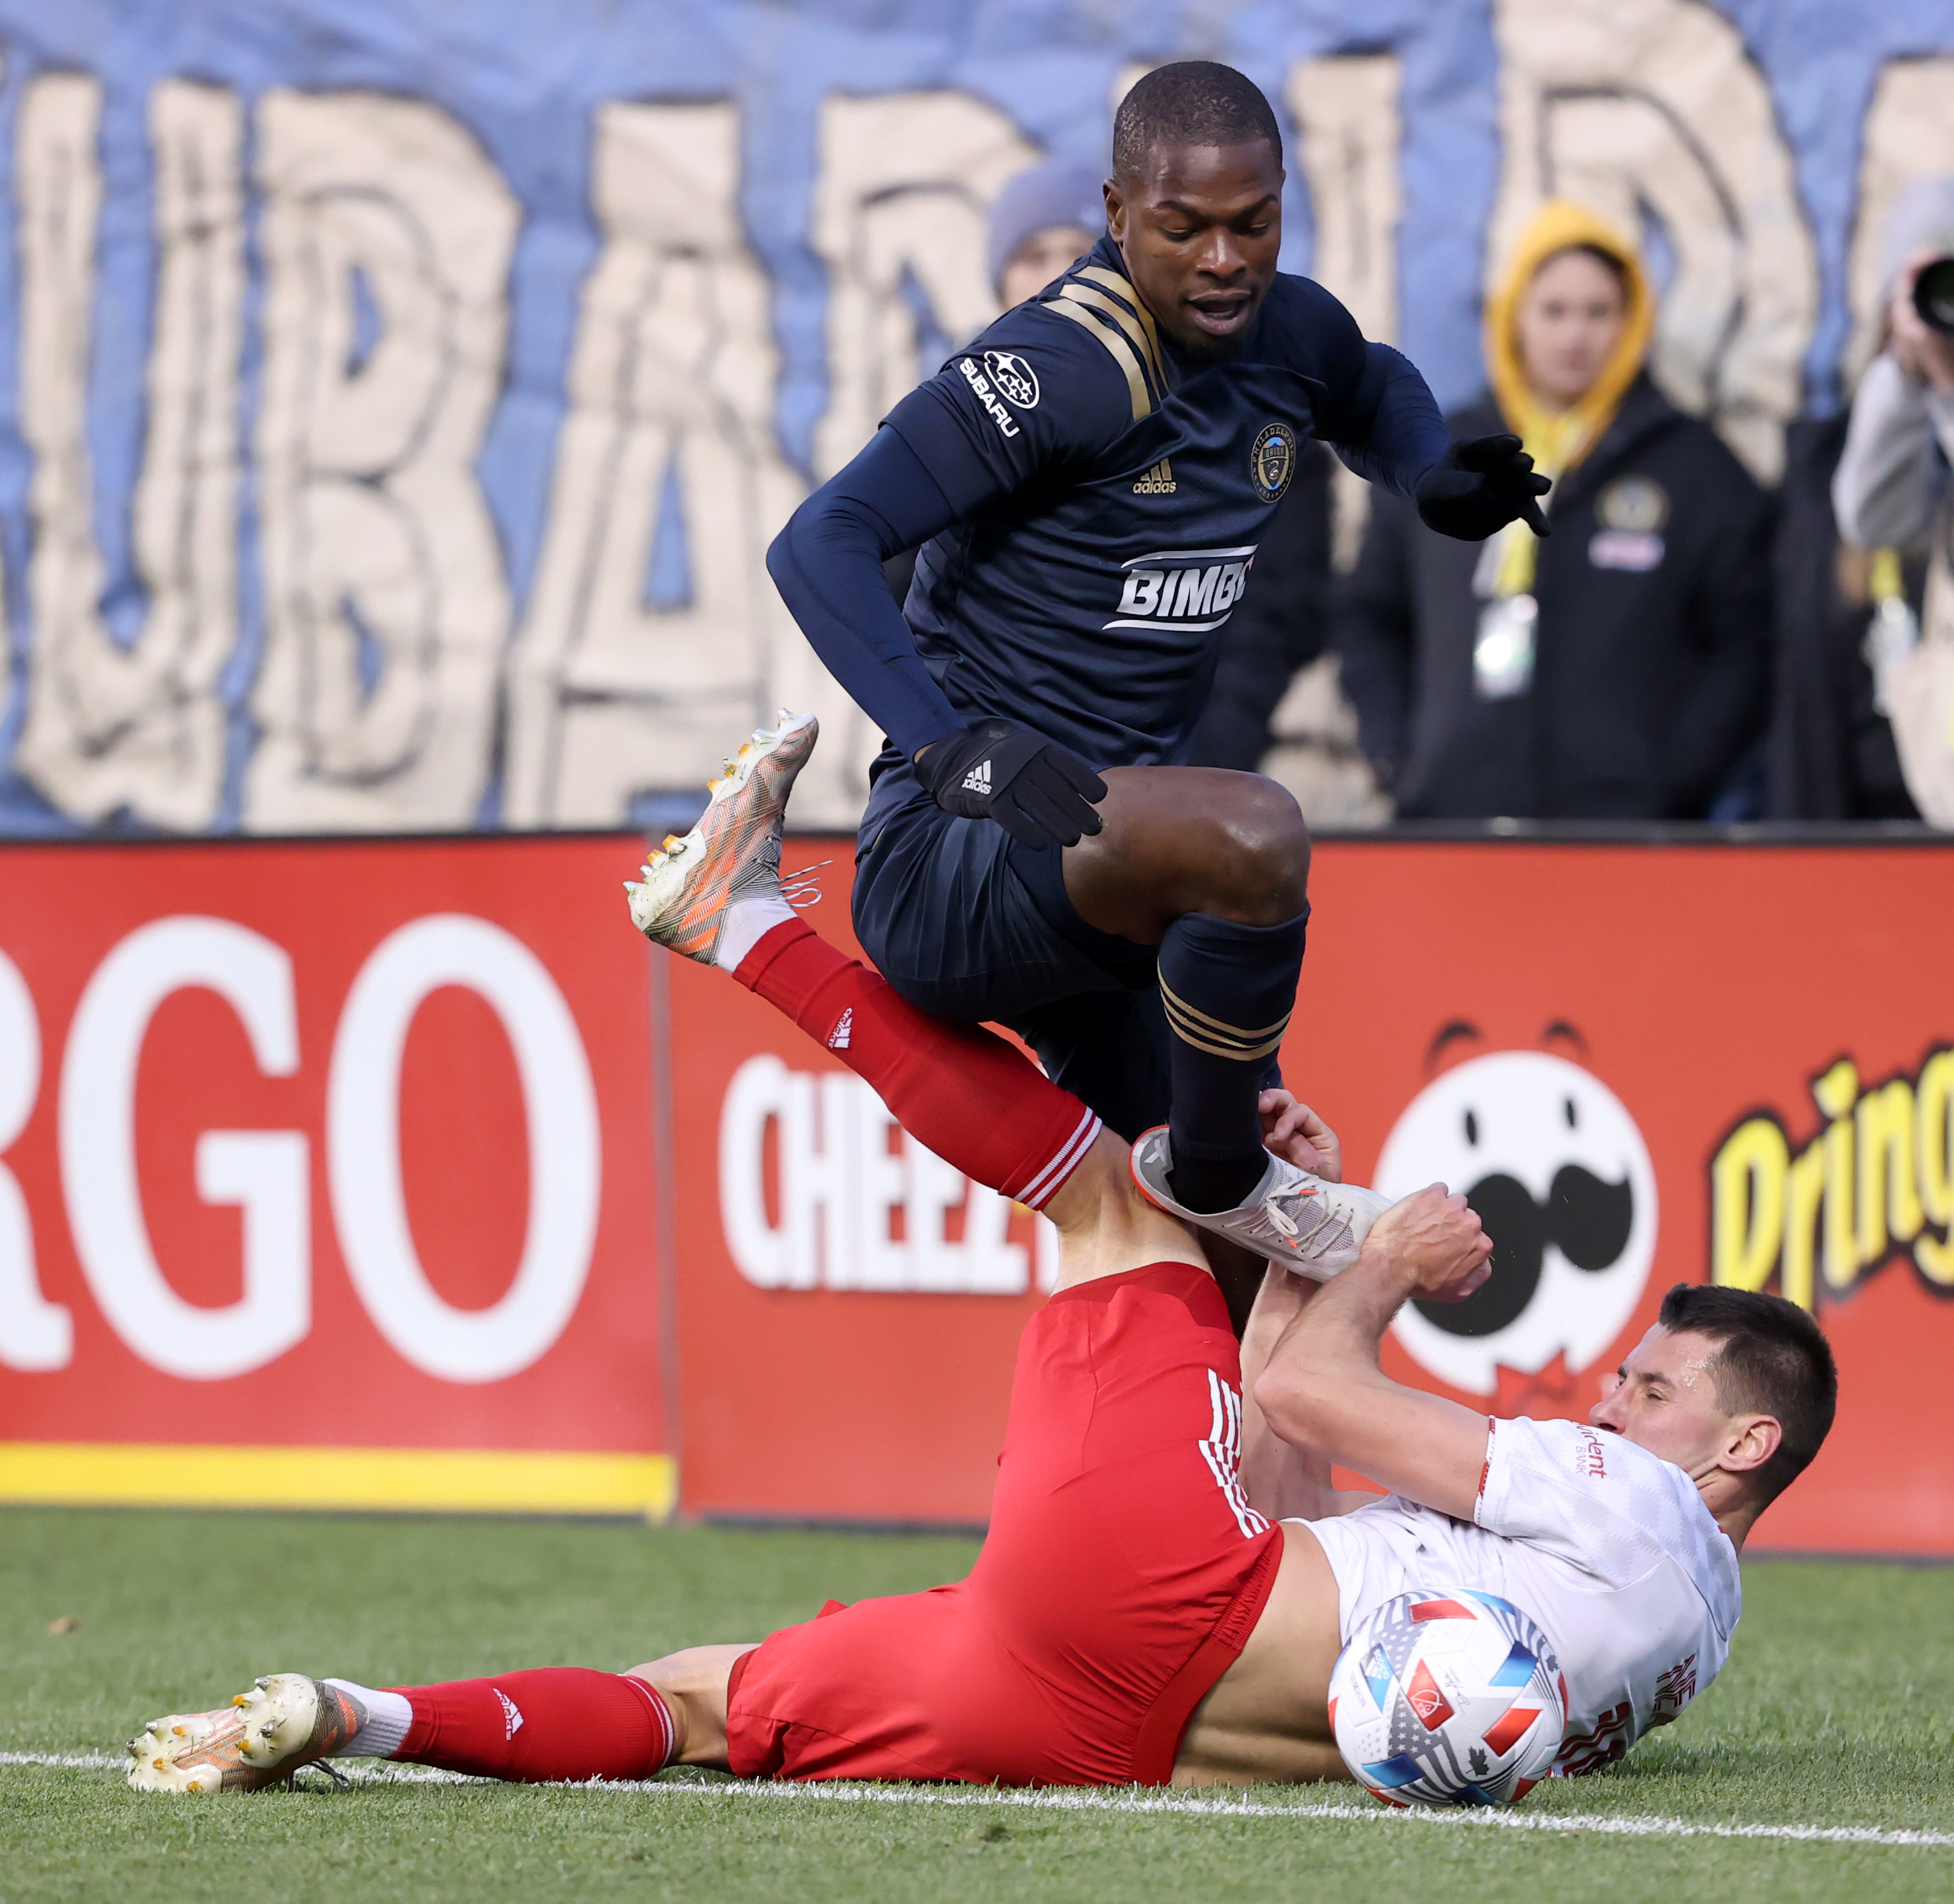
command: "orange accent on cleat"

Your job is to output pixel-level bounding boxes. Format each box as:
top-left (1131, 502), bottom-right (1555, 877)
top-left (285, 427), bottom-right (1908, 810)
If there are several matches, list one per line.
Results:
top-left (126, 1674), bottom-right (367, 1795)
top-left (625, 712), bottom-right (818, 965)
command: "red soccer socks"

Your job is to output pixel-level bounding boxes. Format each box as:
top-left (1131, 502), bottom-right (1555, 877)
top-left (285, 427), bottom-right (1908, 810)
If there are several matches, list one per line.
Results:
top-left (733, 919), bottom-right (1099, 1208)
top-left (390, 1668), bottom-right (675, 1782)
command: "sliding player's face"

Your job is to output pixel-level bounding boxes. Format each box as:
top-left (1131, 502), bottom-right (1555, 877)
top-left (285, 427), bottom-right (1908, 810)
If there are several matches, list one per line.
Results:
top-left (1106, 140), bottom-right (1283, 357)
top-left (1589, 1325), bottom-right (1778, 1490)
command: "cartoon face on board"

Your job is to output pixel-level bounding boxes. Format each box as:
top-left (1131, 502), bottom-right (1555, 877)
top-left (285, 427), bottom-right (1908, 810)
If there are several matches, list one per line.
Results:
top-left (1373, 1050), bottom-right (1658, 1399)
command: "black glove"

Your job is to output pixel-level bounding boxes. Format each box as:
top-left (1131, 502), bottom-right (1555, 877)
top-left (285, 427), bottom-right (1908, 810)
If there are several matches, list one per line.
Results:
top-left (1414, 434), bottom-right (1552, 542)
top-left (915, 720), bottom-right (1108, 850)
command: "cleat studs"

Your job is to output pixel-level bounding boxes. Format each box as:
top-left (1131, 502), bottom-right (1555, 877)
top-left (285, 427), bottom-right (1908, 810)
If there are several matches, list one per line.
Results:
top-left (233, 1696), bottom-right (247, 1707)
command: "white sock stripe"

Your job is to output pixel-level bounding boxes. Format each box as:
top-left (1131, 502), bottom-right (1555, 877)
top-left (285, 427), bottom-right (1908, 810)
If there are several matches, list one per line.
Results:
top-left (1025, 1110), bottom-right (1099, 1204)
top-left (1017, 1110), bottom-right (1102, 1208)
top-left (638, 1678), bottom-right (676, 1766)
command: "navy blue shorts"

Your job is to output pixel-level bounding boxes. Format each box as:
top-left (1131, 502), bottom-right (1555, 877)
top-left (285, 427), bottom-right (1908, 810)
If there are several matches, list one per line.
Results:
top-left (853, 778), bottom-right (1172, 1141)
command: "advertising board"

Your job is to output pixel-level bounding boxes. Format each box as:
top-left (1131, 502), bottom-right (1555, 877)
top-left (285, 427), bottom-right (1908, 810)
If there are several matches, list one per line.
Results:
top-left (5, 832), bottom-right (1951, 1555)
top-left (0, 836), bottom-right (672, 1517)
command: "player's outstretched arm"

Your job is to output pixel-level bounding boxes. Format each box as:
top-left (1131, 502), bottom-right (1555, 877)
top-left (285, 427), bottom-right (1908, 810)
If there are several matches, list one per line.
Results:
top-left (1237, 1266), bottom-right (1381, 1522)
top-left (1251, 1187), bottom-right (1493, 1521)
top-left (767, 427), bottom-right (967, 759)
top-left (1300, 300), bottom-right (1550, 542)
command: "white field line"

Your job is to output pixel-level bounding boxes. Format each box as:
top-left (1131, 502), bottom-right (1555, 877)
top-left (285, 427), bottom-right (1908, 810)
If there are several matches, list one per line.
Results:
top-left (7, 1753), bottom-right (1951, 1851)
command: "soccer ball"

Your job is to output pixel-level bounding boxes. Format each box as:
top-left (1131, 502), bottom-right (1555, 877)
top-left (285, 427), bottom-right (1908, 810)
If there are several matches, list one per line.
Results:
top-left (1328, 1589), bottom-right (1566, 1806)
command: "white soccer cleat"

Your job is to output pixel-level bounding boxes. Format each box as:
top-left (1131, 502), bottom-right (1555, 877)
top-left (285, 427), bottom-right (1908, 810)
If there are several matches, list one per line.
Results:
top-left (624, 710), bottom-right (818, 967)
top-left (125, 1674), bottom-right (365, 1795)
top-left (1129, 1127), bottom-right (1391, 1281)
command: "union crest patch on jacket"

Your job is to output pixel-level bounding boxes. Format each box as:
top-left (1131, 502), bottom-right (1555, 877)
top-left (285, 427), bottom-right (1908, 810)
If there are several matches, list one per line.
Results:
top-left (1250, 422), bottom-right (1297, 500)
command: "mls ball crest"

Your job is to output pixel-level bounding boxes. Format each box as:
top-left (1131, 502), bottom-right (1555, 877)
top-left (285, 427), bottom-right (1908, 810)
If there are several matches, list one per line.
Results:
top-left (1329, 1589), bottom-right (1566, 1807)
top-left (1250, 422), bottom-right (1296, 500)
top-left (1374, 1051), bottom-right (1657, 1397)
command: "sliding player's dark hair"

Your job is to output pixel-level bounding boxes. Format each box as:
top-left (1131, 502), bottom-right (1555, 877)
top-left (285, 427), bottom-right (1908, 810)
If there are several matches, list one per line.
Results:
top-left (1112, 61), bottom-right (1282, 178)
top-left (1656, 1283), bottom-right (1838, 1506)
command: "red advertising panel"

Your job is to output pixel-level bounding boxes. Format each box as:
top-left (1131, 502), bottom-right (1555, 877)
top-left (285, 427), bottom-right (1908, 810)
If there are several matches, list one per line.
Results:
top-left (7, 833), bottom-right (1951, 1554)
top-left (0, 836), bottom-right (670, 1516)
top-left (671, 838), bottom-right (1954, 1555)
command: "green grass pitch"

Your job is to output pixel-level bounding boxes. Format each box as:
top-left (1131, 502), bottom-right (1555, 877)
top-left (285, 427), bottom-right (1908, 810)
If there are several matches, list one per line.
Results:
top-left (3, 1508), bottom-right (1952, 1903)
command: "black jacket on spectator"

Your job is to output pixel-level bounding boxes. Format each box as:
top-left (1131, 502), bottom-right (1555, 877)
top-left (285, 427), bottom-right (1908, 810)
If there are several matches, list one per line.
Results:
top-left (1186, 442), bottom-right (1333, 771)
top-left (1337, 376), bottom-right (1773, 819)
top-left (1766, 415), bottom-right (1918, 820)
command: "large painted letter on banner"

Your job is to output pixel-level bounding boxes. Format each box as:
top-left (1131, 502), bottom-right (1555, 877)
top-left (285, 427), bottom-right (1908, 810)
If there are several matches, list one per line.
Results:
top-left (808, 92), bottom-right (1036, 482)
top-left (1491, 0), bottom-right (1818, 482)
top-left (506, 103), bottom-right (819, 829)
top-left (247, 90), bottom-right (518, 831)
top-left (14, 76), bottom-right (244, 831)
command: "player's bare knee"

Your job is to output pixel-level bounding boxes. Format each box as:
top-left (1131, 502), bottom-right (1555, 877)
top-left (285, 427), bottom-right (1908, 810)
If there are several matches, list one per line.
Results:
top-left (1201, 779), bottom-right (1310, 922)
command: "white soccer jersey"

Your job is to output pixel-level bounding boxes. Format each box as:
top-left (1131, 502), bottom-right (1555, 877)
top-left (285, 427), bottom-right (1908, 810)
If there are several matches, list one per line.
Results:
top-left (1298, 1416), bottom-right (1741, 1775)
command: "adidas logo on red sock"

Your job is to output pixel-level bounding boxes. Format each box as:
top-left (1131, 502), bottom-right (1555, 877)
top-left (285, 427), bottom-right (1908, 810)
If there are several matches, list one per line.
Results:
top-left (828, 1008), bottom-right (853, 1050)
top-left (495, 1688), bottom-right (524, 1739)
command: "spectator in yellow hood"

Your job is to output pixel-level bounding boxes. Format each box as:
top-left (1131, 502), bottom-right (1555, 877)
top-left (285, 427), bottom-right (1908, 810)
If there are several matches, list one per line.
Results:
top-left (1337, 201), bottom-right (1772, 820)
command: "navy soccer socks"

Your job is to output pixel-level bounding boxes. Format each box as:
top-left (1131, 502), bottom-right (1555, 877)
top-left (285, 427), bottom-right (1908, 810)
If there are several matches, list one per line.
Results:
top-left (1158, 906), bottom-right (1308, 1213)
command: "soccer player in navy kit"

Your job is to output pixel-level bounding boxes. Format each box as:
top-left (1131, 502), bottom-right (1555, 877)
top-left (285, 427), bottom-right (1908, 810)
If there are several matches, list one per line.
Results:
top-left (769, 63), bottom-right (1549, 1264)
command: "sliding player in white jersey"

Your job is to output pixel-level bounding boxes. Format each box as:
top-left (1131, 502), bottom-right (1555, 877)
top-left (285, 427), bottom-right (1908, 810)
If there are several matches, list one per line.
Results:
top-left (127, 716), bottom-right (1835, 1795)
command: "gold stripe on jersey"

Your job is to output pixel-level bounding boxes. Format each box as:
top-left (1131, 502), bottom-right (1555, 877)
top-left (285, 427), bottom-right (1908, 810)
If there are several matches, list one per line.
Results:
top-left (1046, 295), bottom-right (1154, 421)
top-left (1058, 282), bottom-right (1169, 403)
top-left (1075, 265), bottom-right (1168, 386)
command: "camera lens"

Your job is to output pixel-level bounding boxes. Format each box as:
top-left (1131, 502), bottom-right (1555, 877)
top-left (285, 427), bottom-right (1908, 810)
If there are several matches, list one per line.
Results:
top-left (1914, 257), bottom-right (1954, 335)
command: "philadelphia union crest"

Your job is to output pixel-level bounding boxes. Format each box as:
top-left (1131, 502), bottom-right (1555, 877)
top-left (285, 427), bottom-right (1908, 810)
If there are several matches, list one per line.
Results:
top-left (1250, 422), bottom-right (1296, 501)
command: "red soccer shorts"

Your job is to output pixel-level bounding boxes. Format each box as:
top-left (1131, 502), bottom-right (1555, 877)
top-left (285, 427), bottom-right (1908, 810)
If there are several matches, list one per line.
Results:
top-left (725, 1263), bottom-right (1285, 1786)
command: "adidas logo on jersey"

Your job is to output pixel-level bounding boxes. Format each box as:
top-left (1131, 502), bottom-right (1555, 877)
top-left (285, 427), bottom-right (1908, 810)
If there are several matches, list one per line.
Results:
top-left (495, 1689), bottom-right (524, 1739)
top-left (828, 1008), bottom-right (853, 1050)
top-left (1132, 459), bottom-right (1177, 495)
top-left (961, 760), bottom-right (992, 796)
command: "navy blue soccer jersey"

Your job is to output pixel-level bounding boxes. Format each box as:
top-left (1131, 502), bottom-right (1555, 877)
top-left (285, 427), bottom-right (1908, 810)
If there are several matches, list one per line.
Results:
top-left (872, 236), bottom-right (1445, 779)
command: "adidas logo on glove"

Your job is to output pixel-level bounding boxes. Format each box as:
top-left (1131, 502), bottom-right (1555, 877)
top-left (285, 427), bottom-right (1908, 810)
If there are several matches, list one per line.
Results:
top-left (915, 719), bottom-right (1106, 852)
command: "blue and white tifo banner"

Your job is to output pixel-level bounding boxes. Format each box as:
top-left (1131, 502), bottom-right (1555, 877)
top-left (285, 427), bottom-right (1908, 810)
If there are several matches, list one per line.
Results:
top-left (0, 1), bottom-right (1951, 838)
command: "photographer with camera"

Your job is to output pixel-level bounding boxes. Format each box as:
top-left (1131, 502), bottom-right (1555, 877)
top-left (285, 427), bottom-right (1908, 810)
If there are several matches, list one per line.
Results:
top-left (1830, 178), bottom-right (1954, 826)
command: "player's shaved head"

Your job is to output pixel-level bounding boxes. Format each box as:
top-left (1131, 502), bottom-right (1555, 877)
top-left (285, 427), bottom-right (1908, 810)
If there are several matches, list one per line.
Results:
top-left (1112, 61), bottom-right (1283, 180)
top-left (1104, 64), bottom-right (1285, 357)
